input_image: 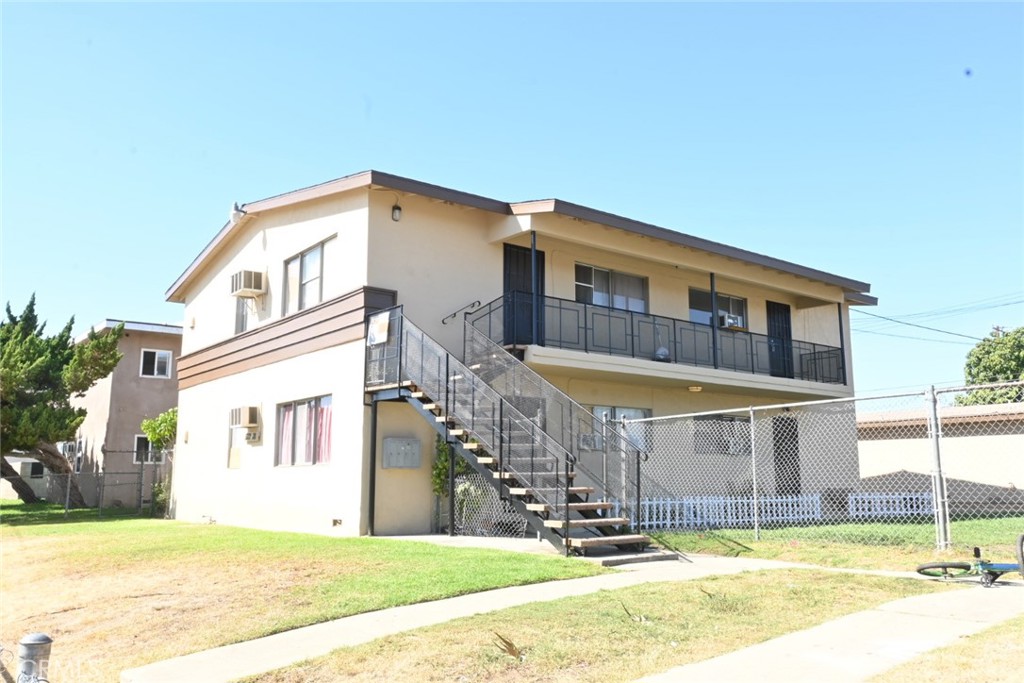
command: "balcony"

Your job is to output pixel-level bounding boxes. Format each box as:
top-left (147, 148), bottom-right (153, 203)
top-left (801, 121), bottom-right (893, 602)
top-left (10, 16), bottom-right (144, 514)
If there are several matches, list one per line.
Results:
top-left (467, 292), bottom-right (846, 385)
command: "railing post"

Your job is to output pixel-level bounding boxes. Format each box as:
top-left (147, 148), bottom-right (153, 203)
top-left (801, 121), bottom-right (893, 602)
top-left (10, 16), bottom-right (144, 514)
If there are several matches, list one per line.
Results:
top-left (564, 457), bottom-right (571, 557)
top-left (927, 386), bottom-right (951, 550)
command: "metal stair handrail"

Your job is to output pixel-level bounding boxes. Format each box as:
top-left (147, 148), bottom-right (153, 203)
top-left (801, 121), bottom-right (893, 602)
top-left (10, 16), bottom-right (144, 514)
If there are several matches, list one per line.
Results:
top-left (366, 306), bottom-right (580, 513)
top-left (464, 320), bottom-right (674, 516)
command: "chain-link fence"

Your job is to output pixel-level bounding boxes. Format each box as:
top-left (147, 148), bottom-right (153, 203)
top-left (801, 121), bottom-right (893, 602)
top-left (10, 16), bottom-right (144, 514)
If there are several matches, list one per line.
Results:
top-left (1, 451), bottom-right (173, 517)
top-left (439, 473), bottom-right (528, 538)
top-left (619, 381), bottom-right (1024, 550)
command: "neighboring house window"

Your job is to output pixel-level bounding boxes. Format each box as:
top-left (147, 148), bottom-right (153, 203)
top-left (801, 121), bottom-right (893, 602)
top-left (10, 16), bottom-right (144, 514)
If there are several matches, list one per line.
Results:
top-left (591, 406), bottom-right (652, 453)
top-left (235, 297), bottom-right (251, 335)
top-left (134, 435), bottom-right (165, 464)
top-left (575, 264), bottom-right (647, 313)
top-left (689, 288), bottom-right (748, 328)
top-left (283, 243), bottom-right (324, 316)
top-left (29, 462), bottom-right (44, 478)
top-left (693, 416), bottom-right (751, 456)
top-left (140, 349), bottom-right (173, 378)
top-left (276, 395), bottom-right (332, 466)
top-left (75, 439), bottom-right (83, 473)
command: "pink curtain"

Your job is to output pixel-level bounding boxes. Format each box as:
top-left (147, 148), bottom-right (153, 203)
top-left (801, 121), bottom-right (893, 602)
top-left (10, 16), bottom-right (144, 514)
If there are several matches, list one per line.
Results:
top-left (277, 404), bottom-right (294, 466)
top-left (316, 396), bottom-right (332, 464)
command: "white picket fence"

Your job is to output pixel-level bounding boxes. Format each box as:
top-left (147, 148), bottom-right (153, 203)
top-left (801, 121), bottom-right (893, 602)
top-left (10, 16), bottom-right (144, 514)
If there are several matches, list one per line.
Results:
top-left (847, 492), bottom-right (933, 519)
top-left (613, 494), bottom-right (823, 531)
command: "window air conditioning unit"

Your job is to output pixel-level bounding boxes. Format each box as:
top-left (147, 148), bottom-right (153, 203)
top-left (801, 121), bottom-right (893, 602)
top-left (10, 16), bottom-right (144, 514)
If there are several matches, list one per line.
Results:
top-left (229, 406), bottom-right (260, 428)
top-left (718, 314), bottom-right (742, 328)
top-left (230, 270), bottom-right (266, 298)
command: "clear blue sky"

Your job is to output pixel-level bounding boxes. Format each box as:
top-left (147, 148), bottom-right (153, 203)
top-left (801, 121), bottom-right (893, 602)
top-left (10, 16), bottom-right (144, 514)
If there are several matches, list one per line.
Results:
top-left (2, 2), bottom-right (1022, 396)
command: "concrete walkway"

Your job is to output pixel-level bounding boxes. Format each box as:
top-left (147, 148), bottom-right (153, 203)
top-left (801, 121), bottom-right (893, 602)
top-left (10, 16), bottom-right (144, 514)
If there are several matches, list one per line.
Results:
top-left (120, 539), bottom-right (1024, 683)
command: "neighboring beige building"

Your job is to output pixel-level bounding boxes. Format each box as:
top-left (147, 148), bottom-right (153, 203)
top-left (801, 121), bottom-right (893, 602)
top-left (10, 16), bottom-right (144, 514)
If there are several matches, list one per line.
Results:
top-left (165, 170), bottom-right (876, 547)
top-left (63, 320), bottom-right (182, 505)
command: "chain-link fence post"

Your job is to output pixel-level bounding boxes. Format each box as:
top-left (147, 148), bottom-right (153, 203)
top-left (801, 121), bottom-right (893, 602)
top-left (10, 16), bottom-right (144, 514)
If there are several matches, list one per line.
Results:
top-left (926, 386), bottom-right (952, 550)
top-left (749, 406), bottom-right (761, 541)
top-left (63, 472), bottom-right (72, 519)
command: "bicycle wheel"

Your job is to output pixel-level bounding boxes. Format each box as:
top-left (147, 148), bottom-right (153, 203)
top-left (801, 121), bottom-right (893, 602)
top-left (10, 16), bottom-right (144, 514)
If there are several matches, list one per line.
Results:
top-left (1016, 533), bottom-right (1024, 578)
top-left (916, 562), bottom-right (973, 579)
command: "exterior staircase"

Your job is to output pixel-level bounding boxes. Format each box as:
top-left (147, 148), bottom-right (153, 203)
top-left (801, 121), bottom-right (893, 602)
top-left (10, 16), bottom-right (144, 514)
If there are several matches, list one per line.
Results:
top-left (365, 307), bottom-right (651, 556)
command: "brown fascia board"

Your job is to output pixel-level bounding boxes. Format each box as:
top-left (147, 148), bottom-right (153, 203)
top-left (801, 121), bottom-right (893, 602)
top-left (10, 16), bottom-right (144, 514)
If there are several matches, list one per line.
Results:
top-left (512, 198), bottom-right (873, 300)
top-left (166, 170), bottom-right (512, 302)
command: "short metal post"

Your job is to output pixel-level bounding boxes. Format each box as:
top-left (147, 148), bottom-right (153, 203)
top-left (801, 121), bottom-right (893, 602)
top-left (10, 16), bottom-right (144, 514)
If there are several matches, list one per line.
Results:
top-left (18, 632), bottom-right (52, 683)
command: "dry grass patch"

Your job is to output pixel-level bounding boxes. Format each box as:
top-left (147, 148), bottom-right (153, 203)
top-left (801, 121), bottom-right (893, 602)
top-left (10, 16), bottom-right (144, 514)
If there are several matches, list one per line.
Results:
top-left (0, 505), bottom-right (602, 683)
top-left (871, 613), bottom-right (1024, 683)
top-left (246, 570), bottom-right (955, 683)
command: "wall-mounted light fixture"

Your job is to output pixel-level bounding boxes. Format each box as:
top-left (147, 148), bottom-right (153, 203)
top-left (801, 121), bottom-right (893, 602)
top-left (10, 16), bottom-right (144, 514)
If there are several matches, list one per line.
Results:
top-left (688, 386), bottom-right (703, 393)
top-left (391, 202), bottom-right (402, 222)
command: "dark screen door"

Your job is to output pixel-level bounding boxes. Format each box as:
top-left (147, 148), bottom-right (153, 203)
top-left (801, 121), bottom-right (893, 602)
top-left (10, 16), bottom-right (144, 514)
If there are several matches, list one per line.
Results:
top-left (772, 415), bottom-right (801, 497)
top-left (767, 301), bottom-right (794, 378)
top-left (503, 244), bottom-right (545, 345)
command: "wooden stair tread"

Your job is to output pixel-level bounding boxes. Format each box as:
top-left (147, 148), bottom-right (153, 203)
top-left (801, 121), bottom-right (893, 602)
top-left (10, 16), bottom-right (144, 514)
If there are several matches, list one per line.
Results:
top-left (566, 534), bottom-right (649, 548)
top-left (525, 501), bottom-right (612, 512)
top-left (544, 517), bottom-right (629, 528)
top-left (508, 486), bottom-right (595, 496)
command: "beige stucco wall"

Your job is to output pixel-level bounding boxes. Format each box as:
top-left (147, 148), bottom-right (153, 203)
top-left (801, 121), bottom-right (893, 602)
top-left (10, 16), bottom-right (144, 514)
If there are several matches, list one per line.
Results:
top-left (180, 193), bottom-right (370, 355)
top-left (68, 328), bottom-right (180, 507)
top-left (858, 434), bottom-right (1024, 489)
top-left (366, 191), bottom-right (505, 353)
top-left (171, 341), bottom-right (367, 534)
top-left (372, 402), bottom-right (437, 535)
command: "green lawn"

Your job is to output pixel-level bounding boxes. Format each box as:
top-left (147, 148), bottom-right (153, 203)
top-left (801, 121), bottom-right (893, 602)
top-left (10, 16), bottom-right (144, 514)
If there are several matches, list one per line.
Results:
top-left (244, 570), bottom-right (955, 683)
top-left (651, 516), bottom-right (1024, 570)
top-left (1, 500), bottom-right (605, 682)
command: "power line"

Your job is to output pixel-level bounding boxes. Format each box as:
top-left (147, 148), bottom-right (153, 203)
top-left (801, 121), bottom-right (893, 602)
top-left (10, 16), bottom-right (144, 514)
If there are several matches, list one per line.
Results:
top-left (851, 328), bottom-right (976, 345)
top-left (851, 309), bottom-right (984, 341)
top-left (852, 293), bottom-right (1023, 331)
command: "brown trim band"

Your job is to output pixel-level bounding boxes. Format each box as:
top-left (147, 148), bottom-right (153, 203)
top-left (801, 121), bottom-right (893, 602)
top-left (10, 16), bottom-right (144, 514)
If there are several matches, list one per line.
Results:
top-left (177, 286), bottom-right (396, 390)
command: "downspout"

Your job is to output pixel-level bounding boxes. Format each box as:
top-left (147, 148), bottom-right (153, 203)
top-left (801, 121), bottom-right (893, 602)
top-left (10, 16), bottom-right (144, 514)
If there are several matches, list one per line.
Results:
top-left (710, 273), bottom-right (720, 369)
top-left (367, 400), bottom-right (378, 536)
top-left (837, 302), bottom-right (848, 385)
top-left (531, 230), bottom-right (538, 345)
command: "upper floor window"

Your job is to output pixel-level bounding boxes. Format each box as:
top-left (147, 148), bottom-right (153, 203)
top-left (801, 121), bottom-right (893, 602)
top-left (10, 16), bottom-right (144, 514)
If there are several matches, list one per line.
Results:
top-left (140, 349), bottom-right (173, 378)
top-left (283, 243), bottom-right (324, 316)
top-left (575, 264), bottom-right (647, 313)
top-left (689, 288), bottom-right (747, 329)
top-left (276, 394), bottom-right (332, 466)
top-left (235, 297), bottom-right (251, 335)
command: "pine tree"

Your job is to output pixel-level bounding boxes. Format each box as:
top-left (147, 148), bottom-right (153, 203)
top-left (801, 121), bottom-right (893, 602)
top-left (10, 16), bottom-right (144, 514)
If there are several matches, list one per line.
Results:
top-left (0, 295), bottom-right (123, 505)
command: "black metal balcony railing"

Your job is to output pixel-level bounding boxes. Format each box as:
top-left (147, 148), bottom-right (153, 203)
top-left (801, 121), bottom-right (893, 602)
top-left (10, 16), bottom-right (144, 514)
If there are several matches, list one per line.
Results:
top-left (467, 291), bottom-right (846, 385)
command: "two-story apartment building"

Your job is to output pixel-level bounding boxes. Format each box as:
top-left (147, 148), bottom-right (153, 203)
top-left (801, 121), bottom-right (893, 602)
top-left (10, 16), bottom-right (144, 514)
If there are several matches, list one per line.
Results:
top-left (166, 170), bottom-right (875, 547)
top-left (66, 320), bottom-right (182, 506)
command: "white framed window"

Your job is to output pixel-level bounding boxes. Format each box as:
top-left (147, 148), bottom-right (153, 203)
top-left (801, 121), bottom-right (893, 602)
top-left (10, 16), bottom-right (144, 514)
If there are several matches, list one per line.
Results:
top-left (575, 263), bottom-right (647, 313)
top-left (693, 416), bottom-right (751, 456)
top-left (140, 349), bottom-right (173, 378)
top-left (689, 288), bottom-right (747, 328)
top-left (283, 242), bottom-right (325, 316)
top-left (591, 406), bottom-right (652, 453)
top-left (134, 435), bottom-right (165, 464)
top-left (276, 395), bottom-right (332, 466)
top-left (235, 297), bottom-right (251, 335)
